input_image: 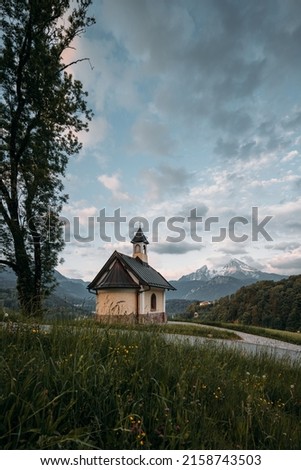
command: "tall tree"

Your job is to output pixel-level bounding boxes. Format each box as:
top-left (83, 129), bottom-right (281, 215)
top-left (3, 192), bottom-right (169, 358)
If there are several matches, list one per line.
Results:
top-left (0, 0), bottom-right (94, 315)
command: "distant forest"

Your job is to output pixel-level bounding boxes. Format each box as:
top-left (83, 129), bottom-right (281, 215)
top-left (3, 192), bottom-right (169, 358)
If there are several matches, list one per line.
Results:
top-left (203, 275), bottom-right (301, 331)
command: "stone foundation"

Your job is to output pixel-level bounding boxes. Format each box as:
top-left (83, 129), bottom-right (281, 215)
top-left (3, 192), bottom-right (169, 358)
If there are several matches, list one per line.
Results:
top-left (95, 313), bottom-right (137, 324)
top-left (138, 312), bottom-right (167, 324)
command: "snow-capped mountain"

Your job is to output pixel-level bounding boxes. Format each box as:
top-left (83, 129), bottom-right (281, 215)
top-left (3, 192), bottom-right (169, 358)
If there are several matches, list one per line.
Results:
top-left (179, 265), bottom-right (215, 282)
top-left (217, 258), bottom-right (262, 280)
top-left (168, 259), bottom-right (287, 301)
top-left (179, 258), bottom-right (281, 282)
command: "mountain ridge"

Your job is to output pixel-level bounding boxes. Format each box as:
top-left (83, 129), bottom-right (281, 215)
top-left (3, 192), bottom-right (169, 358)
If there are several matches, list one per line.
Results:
top-left (167, 258), bottom-right (287, 301)
top-left (0, 258), bottom-right (288, 307)
top-left (177, 258), bottom-right (284, 283)
top-left (0, 268), bottom-right (94, 311)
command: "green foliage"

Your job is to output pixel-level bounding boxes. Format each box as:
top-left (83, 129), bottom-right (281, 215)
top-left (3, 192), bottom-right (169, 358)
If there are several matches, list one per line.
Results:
top-left (166, 299), bottom-right (192, 317)
top-left (0, 0), bottom-right (94, 316)
top-left (185, 300), bottom-right (214, 318)
top-left (1, 321), bottom-right (300, 449)
top-left (207, 275), bottom-right (301, 332)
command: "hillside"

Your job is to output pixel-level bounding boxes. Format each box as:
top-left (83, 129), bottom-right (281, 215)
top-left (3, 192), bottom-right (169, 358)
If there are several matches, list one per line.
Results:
top-left (0, 268), bottom-right (94, 313)
top-left (206, 275), bottom-right (301, 331)
top-left (167, 276), bottom-right (246, 301)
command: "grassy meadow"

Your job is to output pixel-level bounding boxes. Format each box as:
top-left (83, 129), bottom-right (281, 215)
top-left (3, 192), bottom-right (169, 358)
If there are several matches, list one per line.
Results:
top-left (0, 320), bottom-right (301, 450)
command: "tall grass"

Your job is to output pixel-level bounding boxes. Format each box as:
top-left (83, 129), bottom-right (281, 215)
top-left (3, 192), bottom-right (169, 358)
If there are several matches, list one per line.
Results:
top-left (0, 322), bottom-right (300, 449)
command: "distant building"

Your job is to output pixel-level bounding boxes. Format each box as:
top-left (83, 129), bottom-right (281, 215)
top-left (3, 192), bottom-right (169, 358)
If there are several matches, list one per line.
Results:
top-left (199, 301), bottom-right (212, 307)
top-left (87, 228), bottom-right (176, 323)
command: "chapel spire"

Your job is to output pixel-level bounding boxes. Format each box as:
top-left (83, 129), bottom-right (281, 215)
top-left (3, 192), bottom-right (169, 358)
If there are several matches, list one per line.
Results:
top-left (131, 227), bottom-right (149, 263)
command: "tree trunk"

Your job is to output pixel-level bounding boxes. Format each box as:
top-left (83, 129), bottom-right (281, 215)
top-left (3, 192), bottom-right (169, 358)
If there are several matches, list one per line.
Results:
top-left (16, 267), bottom-right (43, 317)
top-left (11, 223), bottom-right (43, 317)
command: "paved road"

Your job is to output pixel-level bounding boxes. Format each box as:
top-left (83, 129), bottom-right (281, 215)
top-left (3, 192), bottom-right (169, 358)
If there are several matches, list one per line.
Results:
top-left (168, 321), bottom-right (301, 362)
top-left (2, 320), bottom-right (300, 362)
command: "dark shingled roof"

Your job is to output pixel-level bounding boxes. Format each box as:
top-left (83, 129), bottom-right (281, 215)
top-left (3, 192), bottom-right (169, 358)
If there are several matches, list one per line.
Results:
top-left (119, 253), bottom-right (175, 290)
top-left (96, 259), bottom-right (138, 289)
top-left (87, 251), bottom-right (176, 291)
top-left (131, 227), bottom-right (149, 244)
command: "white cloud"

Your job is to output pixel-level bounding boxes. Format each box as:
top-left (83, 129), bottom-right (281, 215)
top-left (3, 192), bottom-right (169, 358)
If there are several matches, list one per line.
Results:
top-left (267, 248), bottom-right (301, 274)
top-left (63, 201), bottom-right (98, 223)
top-left (267, 197), bottom-right (301, 218)
top-left (266, 241), bottom-right (301, 252)
top-left (98, 173), bottom-right (131, 201)
top-left (98, 173), bottom-right (120, 192)
top-left (79, 115), bottom-right (108, 148)
top-left (282, 150), bottom-right (299, 162)
top-left (249, 173), bottom-right (300, 188)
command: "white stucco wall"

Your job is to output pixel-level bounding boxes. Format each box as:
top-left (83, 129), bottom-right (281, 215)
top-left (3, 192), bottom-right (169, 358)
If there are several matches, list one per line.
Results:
top-left (143, 288), bottom-right (165, 313)
top-left (95, 287), bottom-right (166, 321)
top-left (96, 288), bottom-right (137, 317)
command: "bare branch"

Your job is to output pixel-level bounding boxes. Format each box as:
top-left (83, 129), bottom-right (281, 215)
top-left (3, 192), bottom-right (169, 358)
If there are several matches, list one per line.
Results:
top-left (59, 57), bottom-right (94, 72)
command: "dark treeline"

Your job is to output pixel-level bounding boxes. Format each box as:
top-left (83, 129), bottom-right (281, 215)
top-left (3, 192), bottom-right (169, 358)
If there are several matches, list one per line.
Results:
top-left (206, 275), bottom-right (301, 331)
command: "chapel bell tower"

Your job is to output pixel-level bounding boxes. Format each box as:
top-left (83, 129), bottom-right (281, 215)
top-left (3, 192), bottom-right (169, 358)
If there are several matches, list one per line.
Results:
top-left (131, 227), bottom-right (149, 264)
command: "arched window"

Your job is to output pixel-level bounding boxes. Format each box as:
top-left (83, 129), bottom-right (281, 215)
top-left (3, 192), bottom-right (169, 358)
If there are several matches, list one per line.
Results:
top-left (151, 293), bottom-right (157, 311)
top-left (135, 244), bottom-right (141, 253)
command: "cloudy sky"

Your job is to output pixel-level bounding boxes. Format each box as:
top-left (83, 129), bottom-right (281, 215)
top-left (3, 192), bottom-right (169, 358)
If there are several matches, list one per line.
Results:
top-left (59, 0), bottom-right (301, 281)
